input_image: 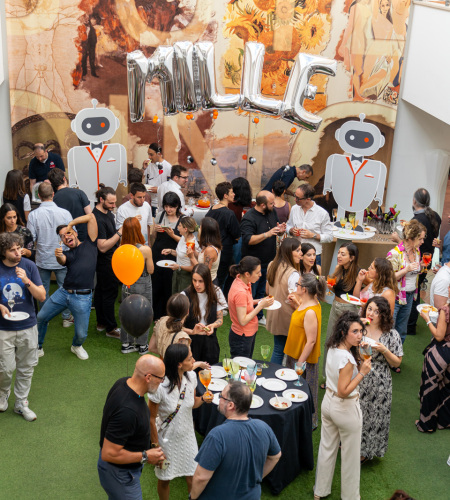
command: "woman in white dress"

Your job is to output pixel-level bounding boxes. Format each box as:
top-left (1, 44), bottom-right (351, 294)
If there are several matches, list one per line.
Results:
top-left (148, 344), bottom-right (211, 500)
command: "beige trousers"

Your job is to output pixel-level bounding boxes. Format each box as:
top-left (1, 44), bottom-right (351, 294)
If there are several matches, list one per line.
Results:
top-left (0, 326), bottom-right (38, 404)
top-left (314, 390), bottom-right (362, 500)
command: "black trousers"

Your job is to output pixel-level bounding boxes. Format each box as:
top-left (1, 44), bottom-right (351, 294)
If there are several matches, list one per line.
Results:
top-left (94, 261), bottom-right (119, 331)
top-left (229, 328), bottom-right (256, 359)
top-left (191, 334), bottom-right (220, 366)
top-left (216, 249), bottom-right (233, 291)
top-left (407, 272), bottom-right (427, 334)
top-left (81, 42), bottom-right (97, 76)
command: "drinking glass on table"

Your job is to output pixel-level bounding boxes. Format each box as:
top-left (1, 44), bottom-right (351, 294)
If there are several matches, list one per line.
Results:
top-left (294, 361), bottom-right (307, 387)
top-left (199, 369), bottom-right (212, 398)
top-left (229, 360), bottom-right (240, 380)
top-left (247, 361), bottom-right (257, 376)
top-left (351, 218), bottom-right (359, 235)
top-left (256, 363), bottom-right (263, 376)
top-left (260, 345), bottom-right (271, 368)
top-left (246, 376), bottom-right (257, 393)
top-left (222, 358), bottom-right (231, 380)
top-left (332, 208), bottom-right (338, 223)
top-left (339, 217), bottom-right (347, 233)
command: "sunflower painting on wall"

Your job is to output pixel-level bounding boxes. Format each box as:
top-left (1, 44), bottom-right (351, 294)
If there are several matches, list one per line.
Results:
top-left (223, 0), bottom-right (332, 113)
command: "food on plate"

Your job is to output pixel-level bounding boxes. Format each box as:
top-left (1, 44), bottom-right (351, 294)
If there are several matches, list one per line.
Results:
top-left (268, 295), bottom-right (273, 300)
top-left (364, 227), bottom-right (371, 231)
top-left (422, 306), bottom-right (437, 314)
top-left (164, 263), bottom-right (168, 267)
top-left (274, 401), bottom-right (289, 408)
top-left (280, 371), bottom-right (285, 376)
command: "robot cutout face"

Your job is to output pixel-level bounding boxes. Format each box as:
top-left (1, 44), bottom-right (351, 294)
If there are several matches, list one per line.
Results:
top-left (335, 113), bottom-right (385, 157)
top-left (71, 99), bottom-right (120, 143)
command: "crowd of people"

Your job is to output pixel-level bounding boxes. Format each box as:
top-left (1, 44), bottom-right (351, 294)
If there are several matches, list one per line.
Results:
top-left (0, 146), bottom-right (449, 499)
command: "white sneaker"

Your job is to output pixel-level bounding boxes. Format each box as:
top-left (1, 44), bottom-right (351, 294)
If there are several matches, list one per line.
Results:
top-left (222, 309), bottom-right (228, 317)
top-left (14, 401), bottom-right (37, 421)
top-left (37, 347), bottom-right (44, 358)
top-left (258, 315), bottom-right (266, 326)
top-left (63, 315), bottom-right (75, 328)
top-left (0, 391), bottom-right (9, 412)
top-left (71, 345), bottom-right (89, 360)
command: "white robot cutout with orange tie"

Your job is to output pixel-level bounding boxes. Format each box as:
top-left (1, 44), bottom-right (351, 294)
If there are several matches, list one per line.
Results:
top-left (68, 99), bottom-right (127, 204)
top-left (323, 113), bottom-right (386, 231)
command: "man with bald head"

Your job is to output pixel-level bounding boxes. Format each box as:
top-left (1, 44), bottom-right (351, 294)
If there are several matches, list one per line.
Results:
top-left (28, 143), bottom-right (65, 191)
top-left (241, 190), bottom-right (286, 325)
top-left (98, 354), bottom-right (166, 499)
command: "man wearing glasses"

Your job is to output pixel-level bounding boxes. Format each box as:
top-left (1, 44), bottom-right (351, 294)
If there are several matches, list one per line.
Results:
top-left (98, 354), bottom-right (166, 499)
top-left (190, 382), bottom-right (281, 500)
top-left (157, 164), bottom-right (193, 216)
top-left (286, 183), bottom-right (334, 266)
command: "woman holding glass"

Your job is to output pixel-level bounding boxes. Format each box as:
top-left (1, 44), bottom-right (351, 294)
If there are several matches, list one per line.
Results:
top-left (228, 256), bottom-right (274, 358)
top-left (148, 344), bottom-right (211, 500)
top-left (188, 217), bottom-right (222, 284)
top-left (418, 290), bottom-right (450, 432)
top-left (300, 242), bottom-right (321, 276)
top-left (314, 312), bottom-right (371, 500)
top-left (266, 238), bottom-right (302, 364)
top-left (119, 217), bottom-right (154, 354)
top-left (353, 257), bottom-right (398, 315)
top-left (152, 192), bottom-right (182, 320)
top-left (284, 273), bottom-right (327, 428)
top-left (162, 216), bottom-right (199, 294)
top-left (181, 264), bottom-right (227, 365)
top-left (387, 219), bottom-right (426, 344)
top-left (359, 296), bottom-right (403, 462)
top-left (322, 242), bottom-right (360, 388)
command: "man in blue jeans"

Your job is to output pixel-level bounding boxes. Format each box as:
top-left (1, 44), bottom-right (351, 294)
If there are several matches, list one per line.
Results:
top-left (37, 213), bottom-right (98, 360)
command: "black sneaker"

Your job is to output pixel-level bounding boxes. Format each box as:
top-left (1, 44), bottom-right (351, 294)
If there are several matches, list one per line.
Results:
top-left (139, 344), bottom-right (149, 355)
top-left (121, 343), bottom-right (138, 354)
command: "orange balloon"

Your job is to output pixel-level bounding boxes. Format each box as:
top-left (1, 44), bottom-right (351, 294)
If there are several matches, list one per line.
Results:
top-left (253, 117), bottom-right (259, 124)
top-left (290, 127), bottom-right (297, 134)
top-left (242, 154), bottom-right (247, 160)
top-left (112, 245), bottom-right (145, 287)
top-left (152, 115), bottom-right (158, 123)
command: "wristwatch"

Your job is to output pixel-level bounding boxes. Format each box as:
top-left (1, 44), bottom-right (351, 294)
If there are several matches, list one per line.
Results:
top-left (140, 450), bottom-right (148, 464)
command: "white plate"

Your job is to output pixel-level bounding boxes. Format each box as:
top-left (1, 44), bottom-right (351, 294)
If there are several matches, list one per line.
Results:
top-left (210, 366), bottom-right (227, 379)
top-left (361, 337), bottom-right (378, 347)
top-left (195, 205), bottom-right (210, 210)
top-left (417, 303), bottom-right (439, 321)
top-left (275, 369), bottom-right (298, 382)
top-left (335, 230), bottom-right (374, 241)
top-left (269, 396), bottom-right (292, 410)
top-left (363, 226), bottom-right (376, 233)
top-left (282, 389), bottom-right (308, 403)
top-left (4, 311), bottom-right (30, 321)
top-left (261, 299), bottom-right (281, 311)
top-left (156, 260), bottom-right (176, 268)
top-left (340, 294), bottom-right (361, 306)
top-left (212, 392), bottom-right (220, 405)
top-left (250, 394), bottom-right (264, 409)
top-left (208, 378), bottom-right (228, 392)
top-left (262, 378), bottom-right (287, 392)
top-left (233, 356), bottom-right (254, 368)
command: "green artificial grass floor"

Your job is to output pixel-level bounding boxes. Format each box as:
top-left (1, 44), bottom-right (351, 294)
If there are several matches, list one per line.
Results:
top-left (0, 297), bottom-right (448, 500)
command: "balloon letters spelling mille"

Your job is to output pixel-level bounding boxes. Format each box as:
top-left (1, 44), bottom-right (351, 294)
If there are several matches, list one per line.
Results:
top-left (68, 99), bottom-right (127, 205)
top-left (127, 41), bottom-right (337, 132)
top-left (323, 114), bottom-right (387, 231)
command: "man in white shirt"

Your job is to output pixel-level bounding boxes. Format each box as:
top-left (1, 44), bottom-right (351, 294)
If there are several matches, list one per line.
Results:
top-left (286, 183), bottom-right (334, 266)
top-left (158, 165), bottom-right (193, 216)
top-left (142, 143), bottom-right (171, 216)
top-left (116, 183), bottom-right (152, 243)
top-left (430, 262), bottom-right (450, 308)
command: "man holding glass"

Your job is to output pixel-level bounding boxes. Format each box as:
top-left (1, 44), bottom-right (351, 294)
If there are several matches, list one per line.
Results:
top-left (190, 382), bottom-right (281, 500)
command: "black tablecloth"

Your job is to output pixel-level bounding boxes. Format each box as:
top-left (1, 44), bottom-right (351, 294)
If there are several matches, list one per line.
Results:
top-left (194, 361), bottom-right (314, 495)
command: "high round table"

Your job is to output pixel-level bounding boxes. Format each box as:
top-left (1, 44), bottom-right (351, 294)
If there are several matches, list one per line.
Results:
top-left (194, 361), bottom-right (315, 495)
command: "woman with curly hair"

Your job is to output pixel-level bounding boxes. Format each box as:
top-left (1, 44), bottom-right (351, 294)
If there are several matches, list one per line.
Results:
top-left (359, 296), bottom-right (403, 462)
top-left (314, 311), bottom-right (371, 500)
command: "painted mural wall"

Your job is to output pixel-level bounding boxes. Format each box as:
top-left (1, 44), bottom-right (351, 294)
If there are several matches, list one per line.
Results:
top-left (5, 0), bottom-right (410, 201)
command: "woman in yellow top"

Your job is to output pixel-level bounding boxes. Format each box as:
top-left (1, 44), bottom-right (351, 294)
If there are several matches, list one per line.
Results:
top-left (285, 273), bottom-right (327, 429)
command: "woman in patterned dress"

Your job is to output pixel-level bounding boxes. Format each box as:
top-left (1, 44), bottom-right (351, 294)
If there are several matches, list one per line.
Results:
top-left (417, 289), bottom-right (450, 432)
top-left (359, 296), bottom-right (403, 462)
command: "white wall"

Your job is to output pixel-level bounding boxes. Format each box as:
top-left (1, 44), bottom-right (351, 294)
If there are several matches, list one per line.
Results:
top-left (0, 4), bottom-right (13, 191)
top-left (385, 2), bottom-right (450, 220)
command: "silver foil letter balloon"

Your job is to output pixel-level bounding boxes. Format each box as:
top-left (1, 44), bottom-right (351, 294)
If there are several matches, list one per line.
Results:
top-left (281, 53), bottom-right (337, 132)
top-left (173, 41), bottom-right (198, 113)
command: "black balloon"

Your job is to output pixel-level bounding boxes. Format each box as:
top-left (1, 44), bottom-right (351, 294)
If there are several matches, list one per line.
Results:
top-left (119, 294), bottom-right (153, 338)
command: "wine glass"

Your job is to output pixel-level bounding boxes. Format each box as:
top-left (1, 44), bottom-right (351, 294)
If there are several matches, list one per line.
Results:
top-left (422, 252), bottom-right (432, 268)
top-left (339, 217), bottom-right (347, 233)
top-left (351, 218), bottom-right (359, 235)
top-left (260, 345), bottom-right (271, 368)
top-left (199, 369), bottom-right (212, 398)
top-left (7, 295), bottom-right (15, 314)
top-left (332, 208), bottom-right (338, 223)
top-left (222, 358), bottom-right (231, 380)
top-left (229, 360), bottom-right (240, 380)
top-left (286, 286), bottom-right (296, 304)
top-left (294, 361), bottom-right (307, 387)
top-left (245, 374), bottom-right (257, 393)
top-left (326, 275), bottom-right (336, 296)
top-left (359, 344), bottom-right (372, 360)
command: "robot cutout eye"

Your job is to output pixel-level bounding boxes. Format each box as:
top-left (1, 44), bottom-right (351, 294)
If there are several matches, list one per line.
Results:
top-left (344, 130), bottom-right (374, 149)
top-left (81, 117), bottom-right (110, 136)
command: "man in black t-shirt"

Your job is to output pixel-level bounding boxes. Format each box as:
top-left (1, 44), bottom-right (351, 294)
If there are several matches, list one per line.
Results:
top-left (93, 186), bottom-right (122, 338)
top-left (48, 169), bottom-right (92, 241)
top-left (98, 355), bottom-right (165, 499)
top-left (36, 214), bottom-right (98, 360)
top-left (28, 144), bottom-right (65, 190)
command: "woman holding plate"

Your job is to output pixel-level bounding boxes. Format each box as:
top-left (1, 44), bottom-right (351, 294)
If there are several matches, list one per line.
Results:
top-left (284, 273), bottom-right (327, 428)
top-left (266, 237), bottom-right (302, 364)
top-left (359, 296), bottom-right (403, 462)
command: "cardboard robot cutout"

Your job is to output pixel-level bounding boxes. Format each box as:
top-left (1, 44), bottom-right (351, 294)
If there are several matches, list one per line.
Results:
top-left (323, 114), bottom-right (386, 230)
top-left (68, 99), bottom-right (127, 204)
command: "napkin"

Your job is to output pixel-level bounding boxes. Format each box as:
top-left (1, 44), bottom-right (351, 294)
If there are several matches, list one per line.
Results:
top-left (256, 377), bottom-right (266, 386)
